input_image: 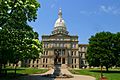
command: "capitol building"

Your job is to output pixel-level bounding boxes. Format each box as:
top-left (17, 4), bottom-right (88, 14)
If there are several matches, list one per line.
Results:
top-left (20, 9), bottom-right (88, 69)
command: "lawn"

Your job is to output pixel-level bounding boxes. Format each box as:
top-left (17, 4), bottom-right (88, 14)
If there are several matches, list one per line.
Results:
top-left (69, 68), bottom-right (120, 80)
top-left (0, 67), bottom-right (48, 80)
top-left (7, 67), bottom-right (48, 74)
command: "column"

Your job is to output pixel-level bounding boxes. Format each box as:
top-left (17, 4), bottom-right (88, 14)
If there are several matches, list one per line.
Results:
top-left (65, 50), bottom-right (68, 64)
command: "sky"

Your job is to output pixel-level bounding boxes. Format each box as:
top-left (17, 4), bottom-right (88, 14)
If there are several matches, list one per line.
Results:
top-left (28, 0), bottom-right (120, 44)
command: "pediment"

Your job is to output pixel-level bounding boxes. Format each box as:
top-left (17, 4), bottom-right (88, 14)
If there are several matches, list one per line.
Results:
top-left (50, 33), bottom-right (70, 38)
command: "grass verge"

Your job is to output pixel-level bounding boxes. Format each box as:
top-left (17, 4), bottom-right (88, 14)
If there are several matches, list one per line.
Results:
top-left (0, 67), bottom-right (48, 80)
top-left (69, 68), bottom-right (120, 80)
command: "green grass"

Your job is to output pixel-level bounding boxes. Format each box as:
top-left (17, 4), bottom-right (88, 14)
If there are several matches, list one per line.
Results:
top-left (17, 68), bottom-right (48, 74)
top-left (69, 68), bottom-right (120, 80)
top-left (0, 67), bottom-right (48, 80)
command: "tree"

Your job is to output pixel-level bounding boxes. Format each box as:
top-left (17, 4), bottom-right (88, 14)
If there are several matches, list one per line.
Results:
top-left (0, 0), bottom-right (40, 28)
top-left (112, 32), bottom-right (120, 67)
top-left (0, 0), bottom-right (41, 73)
top-left (86, 32), bottom-right (115, 71)
top-left (0, 26), bottom-right (43, 74)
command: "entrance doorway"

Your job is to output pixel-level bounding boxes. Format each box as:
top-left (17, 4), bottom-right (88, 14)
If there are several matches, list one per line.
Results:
top-left (54, 49), bottom-right (66, 64)
top-left (62, 58), bottom-right (65, 64)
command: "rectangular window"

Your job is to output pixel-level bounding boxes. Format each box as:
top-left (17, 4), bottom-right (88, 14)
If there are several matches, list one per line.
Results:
top-left (43, 58), bottom-right (45, 63)
top-left (72, 65), bottom-right (74, 68)
top-left (32, 65), bottom-right (34, 67)
top-left (33, 60), bottom-right (35, 63)
top-left (46, 59), bottom-right (47, 63)
top-left (37, 60), bottom-right (39, 63)
top-left (72, 51), bottom-right (73, 56)
top-left (75, 59), bottom-right (76, 63)
top-left (36, 65), bottom-right (38, 67)
top-left (72, 59), bottom-right (73, 63)
top-left (75, 65), bottom-right (76, 68)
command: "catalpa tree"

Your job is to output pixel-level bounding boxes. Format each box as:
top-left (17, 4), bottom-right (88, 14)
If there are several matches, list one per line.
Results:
top-left (0, 0), bottom-right (42, 73)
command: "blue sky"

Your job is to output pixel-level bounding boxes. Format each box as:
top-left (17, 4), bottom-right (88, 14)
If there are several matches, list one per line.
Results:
top-left (28, 0), bottom-right (120, 44)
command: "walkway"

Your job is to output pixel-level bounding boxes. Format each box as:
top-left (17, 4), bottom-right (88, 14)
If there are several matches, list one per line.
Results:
top-left (20, 69), bottom-right (96, 80)
top-left (56, 69), bottom-right (96, 80)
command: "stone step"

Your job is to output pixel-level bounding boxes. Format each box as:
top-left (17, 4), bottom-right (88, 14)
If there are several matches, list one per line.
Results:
top-left (61, 64), bottom-right (67, 69)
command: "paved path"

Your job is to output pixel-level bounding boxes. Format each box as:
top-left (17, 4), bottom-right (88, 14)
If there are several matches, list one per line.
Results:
top-left (20, 69), bottom-right (54, 80)
top-left (56, 69), bottom-right (96, 80)
top-left (20, 69), bottom-right (96, 80)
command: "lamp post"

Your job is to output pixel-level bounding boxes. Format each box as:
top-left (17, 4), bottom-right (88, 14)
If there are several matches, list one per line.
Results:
top-left (100, 59), bottom-right (103, 79)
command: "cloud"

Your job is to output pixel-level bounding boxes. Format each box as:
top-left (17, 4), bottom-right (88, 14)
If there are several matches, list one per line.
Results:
top-left (79, 10), bottom-right (98, 15)
top-left (80, 5), bottom-right (120, 16)
top-left (100, 5), bottom-right (112, 13)
top-left (100, 5), bottom-right (120, 15)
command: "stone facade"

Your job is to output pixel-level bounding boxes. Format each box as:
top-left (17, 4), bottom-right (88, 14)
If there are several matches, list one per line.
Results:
top-left (19, 9), bottom-right (88, 69)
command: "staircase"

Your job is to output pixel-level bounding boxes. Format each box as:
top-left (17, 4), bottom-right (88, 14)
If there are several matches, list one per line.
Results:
top-left (61, 64), bottom-right (67, 69)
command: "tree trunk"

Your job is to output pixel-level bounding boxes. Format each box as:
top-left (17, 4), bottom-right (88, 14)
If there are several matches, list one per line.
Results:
top-left (106, 66), bottom-right (109, 72)
top-left (101, 66), bottom-right (103, 78)
top-left (14, 64), bottom-right (17, 76)
top-left (3, 64), bottom-right (7, 75)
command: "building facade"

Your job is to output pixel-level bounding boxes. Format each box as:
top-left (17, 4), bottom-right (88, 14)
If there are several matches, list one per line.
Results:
top-left (18, 9), bottom-right (88, 69)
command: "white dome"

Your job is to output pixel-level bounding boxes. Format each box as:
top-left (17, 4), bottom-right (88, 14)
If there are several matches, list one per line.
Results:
top-left (54, 18), bottom-right (66, 28)
top-left (52, 8), bottom-right (69, 35)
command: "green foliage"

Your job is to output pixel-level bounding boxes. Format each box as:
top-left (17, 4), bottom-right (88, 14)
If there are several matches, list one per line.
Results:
top-left (0, 26), bottom-right (43, 65)
top-left (112, 32), bottom-right (120, 67)
top-left (0, 0), bottom-right (41, 69)
top-left (86, 32), bottom-right (116, 71)
top-left (0, 0), bottom-right (40, 27)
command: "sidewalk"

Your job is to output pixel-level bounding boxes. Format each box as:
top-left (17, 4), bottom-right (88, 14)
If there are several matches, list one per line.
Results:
top-left (55, 69), bottom-right (96, 80)
top-left (20, 69), bottom-right (96, 80)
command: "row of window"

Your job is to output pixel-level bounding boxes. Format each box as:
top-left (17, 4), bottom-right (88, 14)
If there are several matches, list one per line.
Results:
top-left (24, 65), bottom-right (48, 68)
top-left (71, 51), bottom-right (77, 56)
top-left (42, 38), bottom-right (78, 41)
top-left (54, 49), bottom-right (65, 56)
top-left (44, 43), bottom-right (77, 48)
top-left (24, 59), bottom-right (48, 64)
top-left (72, 65), bottom-right (77, 68)
top-left (27, 64), bottom-right (78, 68)
top-left (43, 58), bottom-right (48, 63)
top-left (72, 59), bottom-right (77, 63)
top-left (80, 53), bottom-right (86, 58)
top-left (43, 51), bottom-right (48, 55)
top-left (24, 59), bottom-right (40, 64)
top-left (79, 47), bottom-right (87, 52)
